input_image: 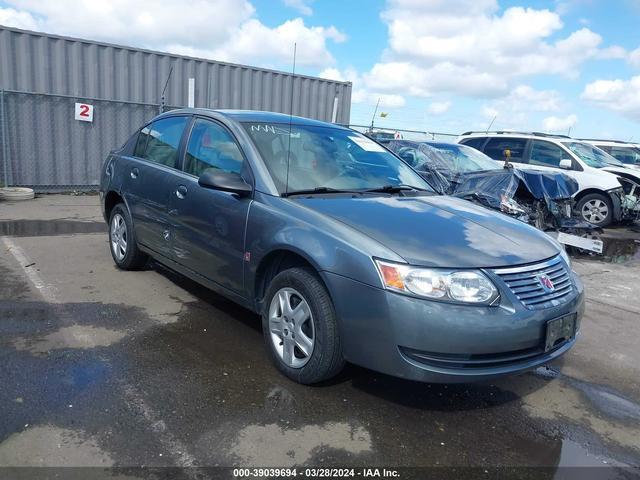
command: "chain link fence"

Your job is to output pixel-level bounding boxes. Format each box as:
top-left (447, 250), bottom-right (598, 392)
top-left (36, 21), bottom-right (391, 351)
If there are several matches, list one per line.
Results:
top-left (0, 92), bottom-right (463, 193)
top-left (0, 89), bottom-right (168, 192)
top-left (348, 124), bottom-right (459, 142)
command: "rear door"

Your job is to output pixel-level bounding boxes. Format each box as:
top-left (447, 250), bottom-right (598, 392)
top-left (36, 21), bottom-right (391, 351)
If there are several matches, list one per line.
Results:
top-left (122, 115), bottom-right (189, 258)
top-left (167, 117), bottom-right (253, 295)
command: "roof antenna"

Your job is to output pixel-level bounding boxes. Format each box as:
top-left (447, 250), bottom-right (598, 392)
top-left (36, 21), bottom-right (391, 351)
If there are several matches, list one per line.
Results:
top-left (486, 115), bottom-right (497, 133)
top-left (160, 66), bottom-right (174, 113)
top-left (284, 43), bottom-right (297, 196)
top-left (369, 98), bottom-right (381, 133)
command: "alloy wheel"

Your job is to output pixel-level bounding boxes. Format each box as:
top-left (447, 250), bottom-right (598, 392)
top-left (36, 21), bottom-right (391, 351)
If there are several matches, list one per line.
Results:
top-left (268, 287), bottom-right (315, 368)
top-left (581, 199), bottom-right (608, 224)
top-left (110, 213), bottom-right (128, 261)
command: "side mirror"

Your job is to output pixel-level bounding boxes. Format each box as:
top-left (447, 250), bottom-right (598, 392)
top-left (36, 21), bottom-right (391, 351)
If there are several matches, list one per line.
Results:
top-left (559, 158), bottom-right (572, 170)
top-left (198, 169), bottom-right (252, 196)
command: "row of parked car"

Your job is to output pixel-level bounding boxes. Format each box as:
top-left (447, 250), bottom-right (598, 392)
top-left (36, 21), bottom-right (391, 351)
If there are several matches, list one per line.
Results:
top-left (368, 130), bottom-right (640, 253)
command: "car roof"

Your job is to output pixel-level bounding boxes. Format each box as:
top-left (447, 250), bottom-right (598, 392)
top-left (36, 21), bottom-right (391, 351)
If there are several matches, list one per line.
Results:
top-left (580, 139), bottom-right (637, 147)
top-left (155, 108), bottom-right (350, 130)
top-left (459, 131), bottom-right (573, 140)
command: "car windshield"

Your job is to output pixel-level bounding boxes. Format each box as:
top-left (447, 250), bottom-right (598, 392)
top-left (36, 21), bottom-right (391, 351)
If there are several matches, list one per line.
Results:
top-left (423, 142), bottom-right (501, 173)
top-left (562, 142), bottom-right (613, 168)
top-left (242, 123), bottom-right (433, 194)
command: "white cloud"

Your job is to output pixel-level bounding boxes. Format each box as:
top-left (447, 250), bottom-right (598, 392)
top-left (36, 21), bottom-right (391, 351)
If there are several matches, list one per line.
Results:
top-left (0, 6), bottom-right (38, 30)
top-left (543, 114), bottom-right (577, 132)
top-left (427, 101), bottom-right (451, 115)
top-left (3, 0), bottom-right (343, 68)
top-left (170, 19), bottom-right (345, 67)
top-left (478, 85), bottom-right (563, 130)
top-left (318, 68), bottom-right (346, 82)
top-left (582, 76), bottom-right (640, 120)
top-left (319, 67), bottom-right (405, 108)
top-left (283, 0), bottom-right (313, 16)
top-left (486, 85), bottom-right (563, 114)
top-left (362, 0), bottom-right (612, 98)
top-left (628, 48), bottom-right (640, 68)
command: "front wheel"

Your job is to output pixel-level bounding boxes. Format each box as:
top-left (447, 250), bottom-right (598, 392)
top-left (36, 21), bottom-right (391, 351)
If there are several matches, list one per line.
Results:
top-left (262, 267), bottom-right (345, 384)
top-left (108, 203), bottom-right (148, 270)
top-left (576, 193), bottom-right (613, 227)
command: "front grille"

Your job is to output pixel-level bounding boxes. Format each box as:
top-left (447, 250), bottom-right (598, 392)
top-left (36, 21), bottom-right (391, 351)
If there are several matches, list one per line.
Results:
top-left (492, 256), bottom-right (573, 310)
top-left (400, 340), bottom-right (570, 370)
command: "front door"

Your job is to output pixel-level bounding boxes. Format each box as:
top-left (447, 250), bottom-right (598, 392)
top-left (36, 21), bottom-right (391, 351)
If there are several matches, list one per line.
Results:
top-left (168, 117), bottom-right (252, 295)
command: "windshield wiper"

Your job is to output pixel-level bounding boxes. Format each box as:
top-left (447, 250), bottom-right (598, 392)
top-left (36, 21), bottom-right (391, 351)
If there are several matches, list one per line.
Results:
top-left (282, 187), bottom-right (361, 197)
top-left (360, 184), bottom-right (428, 194)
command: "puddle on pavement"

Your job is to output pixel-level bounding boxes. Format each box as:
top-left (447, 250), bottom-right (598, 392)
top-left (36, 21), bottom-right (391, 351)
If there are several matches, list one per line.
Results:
top-left (573, 227), bottom-right (640, 264)
top-left (571, 379), bottom-right (640, 423)
top-left (227, 422), bottom-right (372, 467)
top-left (0, 425), bottom-right (113, 466)
top-left (13, 325), bottom-right (126, 354)
top-left (0, 220), bottom-right (106, 237)
top-left (556, 439), bottom-right (611, 467)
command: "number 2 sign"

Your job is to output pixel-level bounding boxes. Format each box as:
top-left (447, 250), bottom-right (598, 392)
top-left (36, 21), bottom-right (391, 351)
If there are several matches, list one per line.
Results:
top-left (74, 102), bottom-right (94, 122)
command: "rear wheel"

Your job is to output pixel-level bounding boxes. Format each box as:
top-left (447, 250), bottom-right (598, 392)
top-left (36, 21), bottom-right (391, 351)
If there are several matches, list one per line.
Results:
top-left (108, 203), bottom-right (148, 270)
top-left (576, 193), bottom-right (613, 227)
top-left (262, 267), bottom-right (345, 384)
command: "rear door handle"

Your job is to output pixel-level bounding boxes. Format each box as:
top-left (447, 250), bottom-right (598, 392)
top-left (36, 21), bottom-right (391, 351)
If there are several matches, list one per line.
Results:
top-left (176, 185), bottom-right (188, 199)
top-left (130, 167), bottom-right (139, 179)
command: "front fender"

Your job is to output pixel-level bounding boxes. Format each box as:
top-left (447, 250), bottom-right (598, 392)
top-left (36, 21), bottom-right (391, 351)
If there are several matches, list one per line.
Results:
top-left (244, 192), bottom-right (402, 300)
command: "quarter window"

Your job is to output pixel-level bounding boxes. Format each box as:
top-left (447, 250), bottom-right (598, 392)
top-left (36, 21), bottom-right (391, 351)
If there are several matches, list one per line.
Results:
top-left (134, 125), bottom-right (151, 158)
top-left (184, 119), bottom-right (245, 177)
top-left (529, 140), bottom-right (567, 168)
top-left (483, 138), bottom-right (527, 162)
top-left (137, 116), bottom-right (188, 168)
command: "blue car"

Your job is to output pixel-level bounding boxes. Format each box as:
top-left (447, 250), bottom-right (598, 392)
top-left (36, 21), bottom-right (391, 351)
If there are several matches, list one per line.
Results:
top-left (100, 109), bottom-right (584, 384)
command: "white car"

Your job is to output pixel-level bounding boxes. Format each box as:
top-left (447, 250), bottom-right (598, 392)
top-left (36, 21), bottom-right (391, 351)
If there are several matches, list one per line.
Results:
top-left (581, 139), bottom-right (640, 170)
top-left (458, 132), bottom-right (626, 227)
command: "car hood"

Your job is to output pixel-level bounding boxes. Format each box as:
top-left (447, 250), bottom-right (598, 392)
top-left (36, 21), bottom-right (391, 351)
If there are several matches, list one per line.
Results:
top-left (293, 194), bottom-right (560, 268)
top-left (603, 165), bottom-right (640, 181)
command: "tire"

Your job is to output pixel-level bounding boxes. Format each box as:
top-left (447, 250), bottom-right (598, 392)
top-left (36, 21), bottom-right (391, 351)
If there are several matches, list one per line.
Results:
top-left (108, 203), bottom-right (148, 270)
top-left (0, 187), bottom-right (35, 201)
top-left (576, 193), bottom-right (613, 227)
top-left (262, 267), bottom-right (345, 384)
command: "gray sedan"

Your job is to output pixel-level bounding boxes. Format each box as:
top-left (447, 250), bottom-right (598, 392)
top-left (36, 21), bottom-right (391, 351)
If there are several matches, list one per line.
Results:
top-left (100, 109), bottom-right (584, 384)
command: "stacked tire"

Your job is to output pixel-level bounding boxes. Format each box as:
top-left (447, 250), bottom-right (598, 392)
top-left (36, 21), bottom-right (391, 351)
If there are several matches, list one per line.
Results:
top-left (0, 187), bottom-right (35, 201)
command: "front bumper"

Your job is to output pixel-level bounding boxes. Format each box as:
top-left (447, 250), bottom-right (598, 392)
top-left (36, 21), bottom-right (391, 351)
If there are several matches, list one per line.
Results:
top-left (322, 267), bottom-right (584, 383)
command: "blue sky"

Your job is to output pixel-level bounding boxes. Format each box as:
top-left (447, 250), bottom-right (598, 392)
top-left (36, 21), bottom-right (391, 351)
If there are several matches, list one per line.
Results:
top-left (2, 0), bottom-right (640, 138)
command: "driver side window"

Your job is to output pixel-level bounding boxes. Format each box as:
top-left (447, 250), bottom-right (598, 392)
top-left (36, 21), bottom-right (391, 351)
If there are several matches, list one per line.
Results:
top-left (184, 119), bottom-right (244, 177)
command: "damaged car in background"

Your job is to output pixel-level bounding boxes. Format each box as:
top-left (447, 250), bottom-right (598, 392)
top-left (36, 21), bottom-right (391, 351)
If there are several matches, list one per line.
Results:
top-left (578, 144), bottom-right (640, 224)
top-left (388, 140), bottom-right (604, 254)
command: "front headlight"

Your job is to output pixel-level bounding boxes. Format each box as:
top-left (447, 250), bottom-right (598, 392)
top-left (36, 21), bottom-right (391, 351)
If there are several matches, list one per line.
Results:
top-left (375, 259), bottom-right (499, 305)
top-left (559, 247), bottom-right (572, 269)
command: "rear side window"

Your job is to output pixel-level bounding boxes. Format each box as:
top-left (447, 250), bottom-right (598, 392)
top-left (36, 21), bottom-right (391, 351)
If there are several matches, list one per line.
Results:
top-left (135, 116), bottom-right (188, 168)
top-left (529, 140), bottom-right (566, 168)
top-left (483, 138), bottom-right (527, 162)
top-left (134, 125), bottom-right (151, 157)
top-left (459, 137), bottom-right (487, 151)
top-left (184, 118), bottom-right (245, 177)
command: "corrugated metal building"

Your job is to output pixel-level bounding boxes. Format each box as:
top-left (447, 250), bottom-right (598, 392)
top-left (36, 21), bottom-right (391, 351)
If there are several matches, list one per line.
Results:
top-left (0, 25), bottom-right (352, 191)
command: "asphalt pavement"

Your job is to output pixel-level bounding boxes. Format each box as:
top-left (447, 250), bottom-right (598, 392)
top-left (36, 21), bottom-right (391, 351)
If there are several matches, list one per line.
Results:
top-left (0, 195), bottom-right (639, 477)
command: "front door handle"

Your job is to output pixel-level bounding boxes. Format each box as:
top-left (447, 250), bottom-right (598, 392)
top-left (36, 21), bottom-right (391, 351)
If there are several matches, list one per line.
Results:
top-left (176, 185), bottom-right (188, 200)
top-left (130, 167), bottom-right (139, 179)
